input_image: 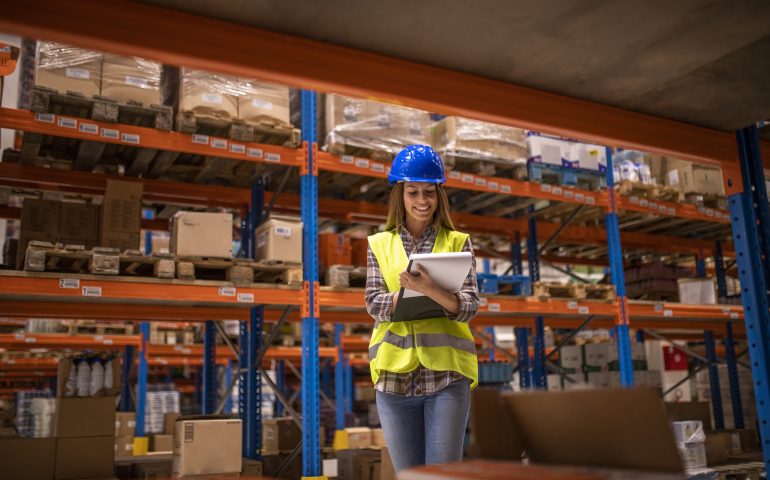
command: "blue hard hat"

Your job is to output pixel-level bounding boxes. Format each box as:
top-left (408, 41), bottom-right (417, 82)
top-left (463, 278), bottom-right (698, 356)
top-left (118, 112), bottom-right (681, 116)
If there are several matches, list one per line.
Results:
top-left (388, 144), bottom-right (446, 185)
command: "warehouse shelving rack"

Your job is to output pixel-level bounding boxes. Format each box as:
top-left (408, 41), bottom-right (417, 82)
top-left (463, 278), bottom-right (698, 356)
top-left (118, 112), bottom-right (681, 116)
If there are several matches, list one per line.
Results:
top-left (1, 0), bottom-right (770, 475)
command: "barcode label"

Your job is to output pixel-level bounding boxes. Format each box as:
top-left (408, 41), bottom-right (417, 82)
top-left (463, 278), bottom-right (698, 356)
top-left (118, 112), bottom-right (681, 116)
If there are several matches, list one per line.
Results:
top-left (101, 128), bottom-right (119, 140)
top-left (567, 301), bottom-right (578, 310)
top-left (658, 205), bottom-right (667, 213)
top-left (265, 152), bottom-right (281, 162)
top-left (218, 287), bottom-right (236, 297)
top-left (247, 148), bottom-right (263, 158)
top-left (575, 193), bottom-right (585, 202)
top-left (230, 143), bottom-right (245, 154)
top-left (552, 187), bottom-right (562, 196)
top-left (639, 199), bottom-right (649, 207)
top-left (237, 293), bottom-right (255, 303)
top-left (58, 117), bottom-right (77, 129)
top-left (82, 286), bottom-right (102, 297)
top-left (475, 178), bottom-right (486, 187)
top-left (449, 171), bottom-right (461, 179)
top-left (192, 134), bottom-right (209, 145)
top-left (461, 174), bottom-right (474, 183)
top-left (500, 185), bottom-right (512, 194)
top-left (341, 155), bottom-right (354, 164)
top-left (488, 303), bottom-right (500, 312)
top-left (586, 196), bottom-right (596, 205)
top-left (59, 278), bottom-right (80, 289)
top-left (663, 310), bottom-right (673, 317)
top-left (371, 162), bottom-right (385, 173)
top-left (649, 201), bottom-right (658, 210)
top-left (578, 306), bottom-right (589, 314)
top-left (210, 138), bottom-right (227, 149)
top-left (121, 133), bottom-right (140, 144)
top-left (487, 181), bottom-right (499, 191)
top-left (355, 159), bottom-right (370, 169)
top-left (35, 112), bottom-right (55, 123)
top-left (564, 190), bottom-right (574, 199)
top-left (667, 207), bottom-right (676, 215)
top-left (79, 123), bottom-right (98, 134)
top-left (630, 196), bottom-right (639, 205)
top-left (540, 184), bottom-right (552, 192)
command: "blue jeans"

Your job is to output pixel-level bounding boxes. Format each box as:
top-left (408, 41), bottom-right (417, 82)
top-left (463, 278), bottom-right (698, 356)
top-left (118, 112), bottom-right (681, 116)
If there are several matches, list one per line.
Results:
top-left (375, 379), bottom-right (470, 473)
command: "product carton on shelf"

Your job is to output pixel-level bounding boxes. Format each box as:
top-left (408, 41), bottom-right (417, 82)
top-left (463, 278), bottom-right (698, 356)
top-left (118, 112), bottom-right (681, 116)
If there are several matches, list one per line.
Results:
top-left (666, 161), bottom-right (725, 196)
top-left (319, 232), bottom-right (353, 271)
top-left (115, 434), bottom-right (134, 460)
top-left (237, 78), bottom-right (291, 126)
top-left (35, 41), bottom-right (103, 97)
top-left (150, 433), bottom-right (173, 452)
top-left (262, 417), bottom-right (302, 453)
top-left (525, 132), bottom-right (573, 167)
top-left (179, 67), bottom-right (240, 119)
top-left (559, 345), bottom-right (582, 376)
top-left (171, 211), bottom-right (233, 258)
top-left (115, 411), bottom-right (136, 437)
top-left (58, 202), bottom-right (100, 248)
top-left (100, 179), bottom-right (142, 251)
top-left (677, 278), bottom-right (717, 305)
top-left (337, 448), bottom-right (382, 480)
top-left (345, 427), bottom-right (373, 449)
top-left (583, 343), bottom-right (609, 374)
top-left (569, 141), bottom-right (608, 172)
top-left (17, 198), bottom-right (60, 267)
top-left (255, 215), bottom-right (303, 264)
top-left (172, 417), bottom-right (242, 478)
top-left (323, 93), bottom-right (431, 156)
top-left (430, 116), bottom-right (528, 164)
top-left (101, 53), bottom-right (162, 106)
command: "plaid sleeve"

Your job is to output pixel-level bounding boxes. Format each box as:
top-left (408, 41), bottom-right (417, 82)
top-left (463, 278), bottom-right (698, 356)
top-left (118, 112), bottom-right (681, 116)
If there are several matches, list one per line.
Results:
top-left (446, 237), bottom-right (480, 323)
top-left (365, 245), bottom-right (395, 323)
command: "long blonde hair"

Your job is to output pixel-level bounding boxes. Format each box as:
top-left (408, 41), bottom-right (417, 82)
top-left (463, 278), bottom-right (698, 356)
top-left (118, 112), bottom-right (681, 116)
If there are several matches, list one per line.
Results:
top-left (384, 183), bottom-right (455, 232)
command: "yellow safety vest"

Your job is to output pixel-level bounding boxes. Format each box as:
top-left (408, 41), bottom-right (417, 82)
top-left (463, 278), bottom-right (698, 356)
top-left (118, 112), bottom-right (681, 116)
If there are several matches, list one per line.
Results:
top-left (367, 227), bottom-right (479, 388)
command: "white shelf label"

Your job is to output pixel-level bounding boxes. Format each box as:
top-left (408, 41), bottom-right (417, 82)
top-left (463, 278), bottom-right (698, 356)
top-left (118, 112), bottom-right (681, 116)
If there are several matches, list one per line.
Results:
top-left (265, 152), bottom-right (281, 162)
top-left (475, 178), bottom-right (487, 187)
top-left (79, 123), bottom-right (98, 134)
top-left (658, 205), bottom-right (667, 214)
top-left (210, 138), bottom-right (227, 150)
top-left (35, 112), bottom-right (55, 123)
top-left (101, 128), bottom-right (119, 140)
top-left (654, 304), bottom-right (664, 312)
top-left (578, 306), bottom-right (589, 314)
top-left (730, 312), bottom-right (739, 319)
top-left (663, 309), bottom-right (673, 317)
top-left (575, 193), bottom-right (585, 202)
top-left (706, 208), bottom-right (715, 217)
top-left (500, 185), bottom-right (512, 194)
top-left (449, 171), bottom-right (461, 180)
top-left (192, 134), bottom-right (209, 145)
top-left (219, 287), bottom-right (236, 297)
top-left (649, 201), bottom-right (658, 210)
top-left (102, 338), bottom-right (114, 345)
top-left (639, 199), bottom-right (648, 207)
top-left (586, 196), bottom-right (596, 205)
top-left (487, 181), bottom-right (499, 191)
top-left (540, 184), bottom-right (552, 192)
top-left (341, 155), bottom-right (354, 165)
top-left (564, 190), bottom-right (574, 199)
top-left (667, 207), bottom-right (676, 215)
top-left (552, 186), bottom-right (563, 196)
top-left (57, 117), bottom-right (77, 129)
top-left (567, 301), bottom-right (578, 310)
top-left (25, 337), bottom-right (37, 343)
top-left (82, 286), bottom-right (102, 297)
top-left (121, 133), bottom-right (140, 145)
top-left (479, 297), bottom-right (488, 306)
top-left (229, 143), bottom-right (246, 154)
top-left (237, 293), bottom-right (255, 303)
top-left (355, 159), bottom-right (370, 169)
top-left (461, 174), bottom-right (474, 184)
top-left (247, 148), bottom-right (264, 158)
top-left (59, 278), bottom-right (80, 289)
top-left (488, 303), bottom-right (501, 312)
top-left (629, 196), bottom-right (639, 205)
top-left (371, 162), bottom-right (385, 173)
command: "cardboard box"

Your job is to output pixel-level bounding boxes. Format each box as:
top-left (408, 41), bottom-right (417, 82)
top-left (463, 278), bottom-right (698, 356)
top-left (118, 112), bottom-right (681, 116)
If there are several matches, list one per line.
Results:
top-left (255, 215), bottom-right (303, 264)
top-left (526, 133), bottom-right (572, 167)
top-left (172, 418), bottom-right (242, 477)
top-left (57, 356), bottom-right (121, 398)
top-left (171, 211), bottom-right (233, 258)
top-left (262, 417), bottom-right (301, 452)
top-left (35, 42), bottom-right (103, 97)
top-left (704, 432), bottom-right (732, 466)
top-left (352, 237), bottom-right (369, 267)
top-left (151, 433), bottom-right (173, 452)
top-left (337, 449), bottom-right (381, 480)
top-left (672, 421), bottom-right (705, 445)
top-left (101, 53), bottom-right (162, 106)
top-left (470, 388), bottom-right (683, 473)
top-left (263, 453), bottom-right (303, 479)
top-left (319, 233), bottom-right (352, 270)
top-left (115, 411), bottom-right (136, 437)
top-left (164, 411), bottom-right (181, 435)
top-left (179, 68), bottom-right (239, 119)
top-left (371, 428), bottom-right (386, 448)
top-left (55, 435), bottom-right (115, 480)
top-left (678, 278), bottom-right (717, 305)
top-left (431, 116), bottom-right (527, 163)
top-left (21, 198), bottom-right (61, 235)
top-left (237, 79), bottom-right (291, 126)
top-left (58, 202), bottom-right (99, 245)
top-left (0, 437), bottom-right (56, 480)
top-left (569, 142), bottom-right (607, 172)
top-left (346, 427), bottom-right (373, 449)
top-left (608, 341), bottom-right (648, 371)
top-left (242, 458), bottom-right (263, 476)
top-left (55, 396), bottom-right (117, 438)
top-left (101, 180), bottom-right (142, 233)
top-left (666, 164), bottom-right (725, 195)
top-left (559, 345), bottom-right (582, 375)
top-left (583, 343), bottom-right (609, 373)
top-left (100, 230), bottom-right (140, 251)
top-left (115, 434), bottom-right (134, 460)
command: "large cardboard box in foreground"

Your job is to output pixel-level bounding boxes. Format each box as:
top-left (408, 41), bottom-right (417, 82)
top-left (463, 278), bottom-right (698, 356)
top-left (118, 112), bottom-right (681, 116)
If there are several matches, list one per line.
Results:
top-left (255, 215), bottom-right (303, 264)
top-left (0, 437), bottom-right (56, 480)
top-left (55, 435), bottom-right (114, 480)
top-left (171, 211), bottom-right (233, 258)
top-left (55, 396), bottom-right (117, 438)
top-left (470, 388), bottom-right (683, 473)
top-left (172, 417), bottom-right (242, 477)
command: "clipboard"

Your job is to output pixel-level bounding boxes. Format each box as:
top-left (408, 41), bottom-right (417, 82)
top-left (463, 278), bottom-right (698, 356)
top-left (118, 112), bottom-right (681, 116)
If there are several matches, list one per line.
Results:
top-left (391, 252), bottom-right (473, 322)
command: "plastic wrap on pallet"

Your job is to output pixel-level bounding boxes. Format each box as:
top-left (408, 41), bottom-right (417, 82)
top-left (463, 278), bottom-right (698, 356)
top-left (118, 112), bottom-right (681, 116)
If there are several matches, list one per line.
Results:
top-left (431, 116), bottom-right (527, 164)
top-left (525, 132), bottom-right (573, 167)
top-left (179, 68), bottom-right (241, 119)
top-left (35, 41), bottom-right (103, 97)
top-left (237, 79), bottom-right (290, 126)
top-left (612, 150), bottom-right (654, 184)
top-left (323, 94), bottom-right (431, 156)
top-left (101, 53), bottom-right (162, 106)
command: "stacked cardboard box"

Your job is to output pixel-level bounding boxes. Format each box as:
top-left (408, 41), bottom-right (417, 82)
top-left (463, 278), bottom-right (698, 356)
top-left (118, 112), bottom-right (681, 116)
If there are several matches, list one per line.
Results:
top-left (526, 133), bottom-right (608, 173)
top-left (677, 278), bottom-right (717, 305)
top-left (255, 215), bottom-right (303, 264)
top-left (337, 448), bottom-right (382, 480)
top-left (556, 342), bottom-right (656, 390)
top-left (431, 116), bottom-right (528, 171)
top-left (172, 418), bottom-right (242, 478)
top-left (171, 211), bottom-right (233, 258)
top-left (55, 396), bottom-right (117, 479)
top-left (666, 159), bottom-right (725, 196)
top-left (262, 417), bottom-right (301, 453)
top-left (17, 198), bottom-right (60, 268)
top-left (58, 202), bottom-right (100, 248)
top-left (351, 237), bottom-right (369, 268)
top-left (115, 411), bottom-right (135, 460)
top-left (101, 53), bottom-right (162, 106)
top-left (0, 437), bottom-right (57, 480)
top-left (100, 180), bottom-right (142, 251)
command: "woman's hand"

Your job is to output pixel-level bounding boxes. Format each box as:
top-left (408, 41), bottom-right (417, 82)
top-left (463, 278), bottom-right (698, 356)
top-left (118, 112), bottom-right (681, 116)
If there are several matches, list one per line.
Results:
top-left (399, 264), bottom-right (437, 296)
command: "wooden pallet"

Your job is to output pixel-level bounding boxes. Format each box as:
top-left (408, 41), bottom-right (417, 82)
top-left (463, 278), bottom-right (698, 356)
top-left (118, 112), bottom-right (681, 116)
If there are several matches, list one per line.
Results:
top-left (324, 265), bottom-right (366, 288)
top-left (581, 284), bottom-right (616, 301)
top-left (175, 256), bottom-right (302, 286)
top-left (528, 163), bottom-right (606, 190)
top-left (67, 321), bottom-right (135, 336)
top-left (441, 152), bottom-right (525, 179)
top-left (685, 192), bottom-right (729, 211)
top-left (532, 281), bottom-right (615, 300)
top-left (24, 241), bottom-right (176, 278)
top-left (325, 142), bottom-right (395, 162)
top-left (707, 461), bottom-right (765, 480)
top-left (616, 181), bottom-right (685, 203)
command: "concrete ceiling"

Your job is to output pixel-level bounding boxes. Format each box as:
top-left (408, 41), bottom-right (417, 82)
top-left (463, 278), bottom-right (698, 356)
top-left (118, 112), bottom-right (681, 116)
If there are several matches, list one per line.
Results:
top-left (139, 0), bottom-right (770, 132)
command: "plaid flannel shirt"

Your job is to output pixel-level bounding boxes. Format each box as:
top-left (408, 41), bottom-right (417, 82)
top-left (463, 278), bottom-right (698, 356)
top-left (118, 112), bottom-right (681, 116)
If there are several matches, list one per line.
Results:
top-left (365, 226), bottom-right (479, 396)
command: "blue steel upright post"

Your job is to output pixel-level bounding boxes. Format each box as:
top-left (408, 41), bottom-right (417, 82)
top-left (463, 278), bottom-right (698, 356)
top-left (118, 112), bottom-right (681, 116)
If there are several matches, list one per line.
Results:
top-left (334, 324), bottom-right (346, 431)
top-left (514, 327), bottom-right (531, 389)
top-left (714, 241), bottom-right (728, 299)
top-left (724, 322), bottom-right (745, 428)
top-left (300, 89), bottom-right (322, 478)
top-left (604, 147), bottom-right (634, 386)
top-left (728, 125), bottom-right (770, 468)
top-left (527, 207), bottom-right (547, 389)
top-left (134, 321), bottom-right (150, 454)
top-left (512, 232), bottom-right (523, 275)
top-left (119, 346), bottom-right (133, 411)
top-left (481, 258), bottom-right (495, 361)
top-left (202, 321), bottom-right (217, 414)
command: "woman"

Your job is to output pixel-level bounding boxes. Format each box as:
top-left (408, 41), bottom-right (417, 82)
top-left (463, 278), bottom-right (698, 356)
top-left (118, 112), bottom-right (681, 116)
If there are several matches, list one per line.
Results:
top-left (365, 144), bottom-right (480, 473)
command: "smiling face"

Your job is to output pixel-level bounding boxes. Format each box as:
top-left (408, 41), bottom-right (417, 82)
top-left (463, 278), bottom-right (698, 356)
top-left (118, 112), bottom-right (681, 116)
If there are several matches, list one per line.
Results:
top-left (403, 181), bottom-right (438, 224)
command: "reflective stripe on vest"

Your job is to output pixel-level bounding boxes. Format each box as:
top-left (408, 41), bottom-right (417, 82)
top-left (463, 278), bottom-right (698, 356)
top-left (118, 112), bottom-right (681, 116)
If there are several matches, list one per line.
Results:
top-left (367, 227), bottom-right (479, 388)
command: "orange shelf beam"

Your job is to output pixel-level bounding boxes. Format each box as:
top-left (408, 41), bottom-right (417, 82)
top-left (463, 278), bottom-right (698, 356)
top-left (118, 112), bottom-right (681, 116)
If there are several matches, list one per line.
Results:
top-left (2, 0), bottom-right (763, 171)
top-left (148, 345), bottom-right (337, 362)
top-left (0, 107), bottom-right (304, 168)
top-left (0, 333), bottom-right (141, 349)
top-left (0, 271), bottom-right (304, 307)
top-left (0, 358), bottom-right (59, 370)
top-left (0, 370), bottom-right (57, 378)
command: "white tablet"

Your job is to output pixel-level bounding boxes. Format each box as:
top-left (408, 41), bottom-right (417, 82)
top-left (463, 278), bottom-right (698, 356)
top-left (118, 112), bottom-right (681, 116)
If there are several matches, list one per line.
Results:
top-left (402, 251), bottom-right (473, 298)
